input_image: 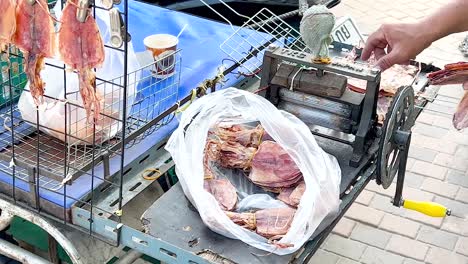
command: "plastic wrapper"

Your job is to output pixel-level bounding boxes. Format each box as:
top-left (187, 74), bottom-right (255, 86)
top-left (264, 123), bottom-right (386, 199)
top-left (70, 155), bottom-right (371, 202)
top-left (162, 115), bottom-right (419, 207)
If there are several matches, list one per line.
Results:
top-left (166, 87), bottom-right (342, 255)
top-left (17, 1), bottom-right (141, 145)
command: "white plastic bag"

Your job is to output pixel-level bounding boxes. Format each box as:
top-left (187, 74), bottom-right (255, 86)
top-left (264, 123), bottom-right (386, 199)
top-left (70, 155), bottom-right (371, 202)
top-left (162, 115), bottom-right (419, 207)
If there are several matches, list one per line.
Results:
top-left (165, 87), bottom-right (342, 255)
top-left (17, 2), bottom-right (141, 145)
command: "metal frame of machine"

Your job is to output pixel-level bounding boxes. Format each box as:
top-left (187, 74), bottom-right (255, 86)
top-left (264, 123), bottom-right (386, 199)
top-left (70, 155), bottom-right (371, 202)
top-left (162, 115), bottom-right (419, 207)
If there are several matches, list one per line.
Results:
top-left (259, 45), bottom-right (380, 167)
top-left (132, 45), bottom-right (443, 264)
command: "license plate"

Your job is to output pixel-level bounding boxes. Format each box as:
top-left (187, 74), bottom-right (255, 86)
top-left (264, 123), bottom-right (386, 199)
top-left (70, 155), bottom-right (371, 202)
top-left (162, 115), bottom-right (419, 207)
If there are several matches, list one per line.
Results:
top-left (331, 17), bottom-right (365, 47)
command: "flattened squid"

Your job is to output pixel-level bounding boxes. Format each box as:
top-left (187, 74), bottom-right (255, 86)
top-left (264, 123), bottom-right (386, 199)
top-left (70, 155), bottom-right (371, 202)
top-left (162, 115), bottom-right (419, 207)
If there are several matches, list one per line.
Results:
top-left (428, 62), bottom-right (468, 130)
top-left (0, 0), bottom-right (16, 53)
top-left (58, 0), bottom-right (105, 123)
top-left (13, 0), bottom-right (56, 105)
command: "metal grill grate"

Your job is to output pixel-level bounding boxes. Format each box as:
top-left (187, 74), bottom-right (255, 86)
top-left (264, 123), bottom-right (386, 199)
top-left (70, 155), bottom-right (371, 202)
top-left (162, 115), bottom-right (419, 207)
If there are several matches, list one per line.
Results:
top-left (0, 49), bottom-right (182, 190)
top-left (219, 7), bottom-right (307, 79)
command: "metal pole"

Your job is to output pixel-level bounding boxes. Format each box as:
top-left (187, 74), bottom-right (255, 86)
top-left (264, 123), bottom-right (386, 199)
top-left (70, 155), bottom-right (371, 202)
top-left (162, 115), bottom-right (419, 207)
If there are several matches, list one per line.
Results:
top-left (0, 211), bottom-right (13, 231)
top-left (0, 199), bottom-right (83, 264)
top-left (0, 238), bottom-right (52, 264)
top-left (114, 249), bottom-right (144, 264)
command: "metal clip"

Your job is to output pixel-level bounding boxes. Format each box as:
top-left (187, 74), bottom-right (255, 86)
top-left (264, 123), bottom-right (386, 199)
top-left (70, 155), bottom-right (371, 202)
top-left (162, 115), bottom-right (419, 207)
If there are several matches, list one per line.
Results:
top-left (109, 8), bottom-right (123, 48)
top-left (298, 0), bottom-right (308, 16)
top-left (76, 0), bottom-right (89, 23)
top-left (101, 0), bottom-right (113, 9)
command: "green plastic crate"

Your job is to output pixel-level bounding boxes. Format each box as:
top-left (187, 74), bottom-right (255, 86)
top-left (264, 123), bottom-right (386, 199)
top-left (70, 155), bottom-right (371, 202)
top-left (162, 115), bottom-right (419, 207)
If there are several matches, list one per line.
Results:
top-left (0, 47), bottom-right (28, 106)
top-left (8, 216), bottom-right (161, 263)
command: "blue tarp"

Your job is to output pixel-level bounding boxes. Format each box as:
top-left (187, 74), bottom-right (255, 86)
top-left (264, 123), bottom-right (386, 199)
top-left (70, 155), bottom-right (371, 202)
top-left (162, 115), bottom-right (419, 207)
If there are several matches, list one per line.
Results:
top-left (0, 0), bottom-right (265, 209)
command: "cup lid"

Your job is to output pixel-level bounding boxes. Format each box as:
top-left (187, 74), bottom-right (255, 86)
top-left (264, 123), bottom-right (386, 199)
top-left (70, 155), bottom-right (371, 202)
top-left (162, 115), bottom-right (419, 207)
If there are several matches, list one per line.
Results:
top-left (144, 34), bottom-right (179, 49)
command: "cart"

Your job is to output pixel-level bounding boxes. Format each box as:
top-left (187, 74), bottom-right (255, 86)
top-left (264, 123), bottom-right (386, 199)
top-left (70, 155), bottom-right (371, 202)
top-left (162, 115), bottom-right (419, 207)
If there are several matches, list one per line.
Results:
top-left (0, 0), bottom-right (450, 263)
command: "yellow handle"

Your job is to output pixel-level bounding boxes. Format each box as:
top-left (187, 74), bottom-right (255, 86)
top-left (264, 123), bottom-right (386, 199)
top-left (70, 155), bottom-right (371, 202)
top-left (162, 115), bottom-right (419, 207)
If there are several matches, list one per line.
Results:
top-left (403, 200), bottom-right (451, 217)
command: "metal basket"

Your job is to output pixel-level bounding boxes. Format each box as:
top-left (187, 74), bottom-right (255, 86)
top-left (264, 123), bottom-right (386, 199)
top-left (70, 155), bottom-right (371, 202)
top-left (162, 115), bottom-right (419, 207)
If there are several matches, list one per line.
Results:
top-left (0, 45), bottom-right (182, 211)
top-left (209, 0), bottom-right (307, 79)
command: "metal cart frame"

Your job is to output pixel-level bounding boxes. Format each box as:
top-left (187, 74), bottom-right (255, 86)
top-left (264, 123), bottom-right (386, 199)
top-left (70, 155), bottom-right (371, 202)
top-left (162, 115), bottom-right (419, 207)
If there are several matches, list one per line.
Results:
top-left (0, 0), bottom-right (444, 263)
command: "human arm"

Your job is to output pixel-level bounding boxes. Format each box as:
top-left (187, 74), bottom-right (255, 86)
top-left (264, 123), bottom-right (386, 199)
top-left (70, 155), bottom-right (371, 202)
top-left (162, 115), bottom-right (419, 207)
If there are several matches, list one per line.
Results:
top-left (361, 0), bottom-right (468, 71)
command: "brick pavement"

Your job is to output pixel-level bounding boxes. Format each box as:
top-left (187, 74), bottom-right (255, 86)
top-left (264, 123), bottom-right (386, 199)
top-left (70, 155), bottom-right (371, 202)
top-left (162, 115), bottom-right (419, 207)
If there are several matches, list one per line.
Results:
top-left (308, 1), bottom-right (468, 263)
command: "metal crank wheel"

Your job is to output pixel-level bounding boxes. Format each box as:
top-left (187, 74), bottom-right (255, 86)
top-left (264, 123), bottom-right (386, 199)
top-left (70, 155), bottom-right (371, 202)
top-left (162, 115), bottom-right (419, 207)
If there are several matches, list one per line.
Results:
top-left (376, 85), bottom-right (415, 189)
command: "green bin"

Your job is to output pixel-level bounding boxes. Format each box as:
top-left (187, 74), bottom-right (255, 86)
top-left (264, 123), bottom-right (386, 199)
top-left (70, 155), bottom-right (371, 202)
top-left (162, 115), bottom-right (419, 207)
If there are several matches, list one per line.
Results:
top-left (0, 47), bottom-right (28, 106)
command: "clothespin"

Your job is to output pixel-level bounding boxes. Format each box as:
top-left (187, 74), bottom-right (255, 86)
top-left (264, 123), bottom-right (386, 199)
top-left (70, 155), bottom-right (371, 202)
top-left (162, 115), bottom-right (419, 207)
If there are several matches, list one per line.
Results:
top-left (76, 0), bottom-right (90, 23)
top-left (109, 8), bottom-right (131, 47)
top-left (109, 8), bottom-right (123, 48)
top-left (298, 0), bottom-right (308, 16)
top-left (101, 0), bottom-right (113, 9)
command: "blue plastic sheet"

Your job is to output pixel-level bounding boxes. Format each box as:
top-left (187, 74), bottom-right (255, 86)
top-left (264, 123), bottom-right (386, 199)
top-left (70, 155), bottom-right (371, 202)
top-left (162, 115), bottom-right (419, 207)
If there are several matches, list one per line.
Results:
top-left (0, 0), bottom-right (261, 209)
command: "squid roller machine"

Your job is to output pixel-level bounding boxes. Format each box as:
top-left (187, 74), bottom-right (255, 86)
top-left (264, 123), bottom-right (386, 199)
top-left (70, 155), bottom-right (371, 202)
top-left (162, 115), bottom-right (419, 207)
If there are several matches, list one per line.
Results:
top-left (258, 43), bottom-right (451, 220)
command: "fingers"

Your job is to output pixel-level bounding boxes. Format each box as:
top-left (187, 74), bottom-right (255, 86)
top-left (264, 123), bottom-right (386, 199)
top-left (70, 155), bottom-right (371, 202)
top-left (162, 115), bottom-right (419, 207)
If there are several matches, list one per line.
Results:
top-left (373, 48), bottom-right (387, 61)
top-left (464, 81), bottom-right (468, 90)
top-left (362, 29), bottom-right (386, 61)
top-left (375, 51), bottom-right (400, 71)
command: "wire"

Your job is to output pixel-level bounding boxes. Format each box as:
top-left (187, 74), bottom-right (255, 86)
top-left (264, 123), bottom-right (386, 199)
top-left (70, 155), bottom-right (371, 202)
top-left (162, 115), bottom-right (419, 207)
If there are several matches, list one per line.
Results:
top-left (221, 58), bottom-right (262, 77)
top-left (238, 67), bottom-right (262, 78)
top-left (253, 85), bottom-right (270, 94)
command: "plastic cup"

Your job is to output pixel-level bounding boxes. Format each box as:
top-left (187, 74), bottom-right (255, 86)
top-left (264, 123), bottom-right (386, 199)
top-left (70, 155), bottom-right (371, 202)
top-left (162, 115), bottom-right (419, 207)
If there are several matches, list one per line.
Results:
top-left (143, 34), bottom-right (178, 79)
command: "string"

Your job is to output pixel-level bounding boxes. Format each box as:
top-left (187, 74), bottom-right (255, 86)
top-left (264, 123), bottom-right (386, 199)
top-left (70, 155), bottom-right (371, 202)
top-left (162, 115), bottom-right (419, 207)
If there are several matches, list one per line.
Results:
top-left (34, 0), bottom-right (62, 23)
top-left (33, 0), bottom-right (92, 24)
top-left (243, 127), bottom-right (265, 170)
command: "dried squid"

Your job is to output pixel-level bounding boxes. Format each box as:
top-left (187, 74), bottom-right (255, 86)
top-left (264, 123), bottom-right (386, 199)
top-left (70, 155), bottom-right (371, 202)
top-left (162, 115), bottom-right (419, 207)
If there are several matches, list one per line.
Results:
top-left (0, 0), bottom-right (16, 53)
top-left (58, 0), bottom-right (105, 122)
top-left (226, 207), bottom-right (296, 246)
top-left (13, 0), bottom-right (56, 105)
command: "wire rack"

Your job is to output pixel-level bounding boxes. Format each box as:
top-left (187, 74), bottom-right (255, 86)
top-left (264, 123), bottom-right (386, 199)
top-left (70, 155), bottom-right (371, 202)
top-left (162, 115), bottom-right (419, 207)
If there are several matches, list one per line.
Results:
top-left (209, 0), bottom-right (307, 79)
top-left (0, 48), bottom-right (181, 188)
top-left (0, 0), bottom-right (182, 225)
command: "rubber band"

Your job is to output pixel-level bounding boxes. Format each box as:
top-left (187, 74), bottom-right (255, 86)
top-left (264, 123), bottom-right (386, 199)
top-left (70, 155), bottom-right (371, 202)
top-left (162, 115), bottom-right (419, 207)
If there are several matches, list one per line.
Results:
top-left (257, 127), bottom-right (265, 146)
top-left (176, 89), bottom-right (197, 114)
top-left (204, 175), bottom-right (214, 180)
top-left (244, 149), bottom-right (258, 171)
top-left (242, 127), bottom-right (265, 170)
top-left (199, 83), bottom-right (208, 95)
top-left (142, 168), bottom-right (162, 181)
top-left (3, 116), bottom-right (11, 133)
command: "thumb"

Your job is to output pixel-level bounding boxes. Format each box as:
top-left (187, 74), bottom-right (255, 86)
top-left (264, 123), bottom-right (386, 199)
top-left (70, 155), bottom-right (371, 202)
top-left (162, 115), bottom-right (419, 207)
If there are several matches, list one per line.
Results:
top-left (464, 81), bottom-right (468, 91)
top-left (375, 52), bottom-right (400, 72)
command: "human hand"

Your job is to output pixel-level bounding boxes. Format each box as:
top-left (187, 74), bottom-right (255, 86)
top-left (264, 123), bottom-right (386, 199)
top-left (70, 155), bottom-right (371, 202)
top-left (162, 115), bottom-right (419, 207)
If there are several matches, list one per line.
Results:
top-left (361, 23), bottom-right (434, 71)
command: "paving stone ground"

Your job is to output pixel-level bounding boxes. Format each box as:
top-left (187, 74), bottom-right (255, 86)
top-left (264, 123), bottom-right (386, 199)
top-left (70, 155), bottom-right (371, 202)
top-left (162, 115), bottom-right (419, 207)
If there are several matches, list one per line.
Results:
top-left (309, 1), bottom-right (468, 263)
